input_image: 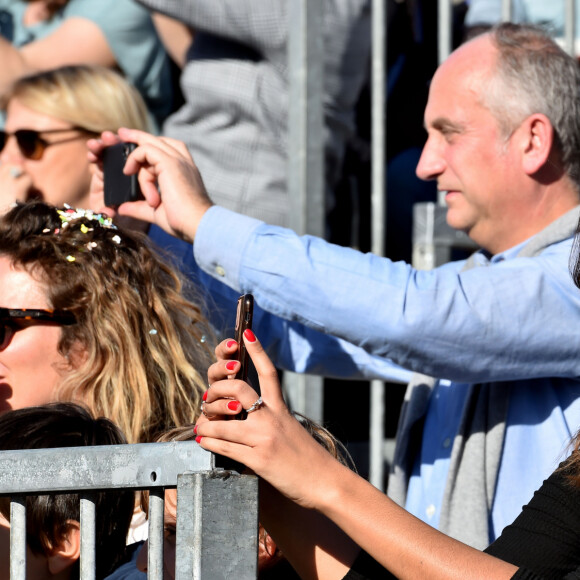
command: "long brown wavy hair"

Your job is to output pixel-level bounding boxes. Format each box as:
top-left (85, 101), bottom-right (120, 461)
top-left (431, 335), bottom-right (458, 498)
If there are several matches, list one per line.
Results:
top-left (0, 202), bottom-right (214, 443)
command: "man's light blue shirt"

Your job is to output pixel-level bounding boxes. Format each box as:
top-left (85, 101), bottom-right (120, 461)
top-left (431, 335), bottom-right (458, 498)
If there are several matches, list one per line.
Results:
top-left (404, 242), bottom-right (580, 541)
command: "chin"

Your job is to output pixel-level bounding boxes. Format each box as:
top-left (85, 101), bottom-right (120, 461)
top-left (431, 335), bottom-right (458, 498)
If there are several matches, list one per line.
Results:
top-left (445, 208), bottom-right (476, 233)
top-left (445, 213), bottom-right (466, 231)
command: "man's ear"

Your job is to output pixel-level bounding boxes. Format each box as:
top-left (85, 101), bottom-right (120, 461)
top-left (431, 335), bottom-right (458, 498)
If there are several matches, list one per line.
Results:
top-left (519, 113), bottom-right (555, 175)
top-left (46, 520), bottom-right (80, 576)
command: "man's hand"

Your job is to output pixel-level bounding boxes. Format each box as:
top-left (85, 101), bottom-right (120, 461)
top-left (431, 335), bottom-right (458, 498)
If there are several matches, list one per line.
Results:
top-left (87, 128), bottom-right (213, 243)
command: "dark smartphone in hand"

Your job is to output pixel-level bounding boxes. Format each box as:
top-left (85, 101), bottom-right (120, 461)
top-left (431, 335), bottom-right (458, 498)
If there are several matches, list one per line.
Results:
top-left (103, 142), bottom-right (144, 207)
top-left (234, 294), bottom-right (254, 382)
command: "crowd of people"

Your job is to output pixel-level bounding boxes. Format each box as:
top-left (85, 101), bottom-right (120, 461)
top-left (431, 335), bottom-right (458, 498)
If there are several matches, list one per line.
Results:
top-left (1, 1), bottom-right (580, 579)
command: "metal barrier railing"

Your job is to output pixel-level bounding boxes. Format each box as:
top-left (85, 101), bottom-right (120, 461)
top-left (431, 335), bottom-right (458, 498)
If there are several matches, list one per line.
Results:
top-left (1, 442), bottom-right (258, 579)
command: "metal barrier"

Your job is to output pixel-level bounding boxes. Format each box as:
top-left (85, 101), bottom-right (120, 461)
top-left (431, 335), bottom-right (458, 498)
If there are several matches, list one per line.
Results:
top-left (0, 442), bottom-right (258, 579)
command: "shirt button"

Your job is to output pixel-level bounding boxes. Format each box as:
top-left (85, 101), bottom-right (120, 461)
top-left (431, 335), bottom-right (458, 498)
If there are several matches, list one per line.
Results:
top-left (442, 437), bottom-right (451, 448)
top-left (215, 265), bottom-right (226, 277)
top-left (426, 504), bottom-right (436, 519)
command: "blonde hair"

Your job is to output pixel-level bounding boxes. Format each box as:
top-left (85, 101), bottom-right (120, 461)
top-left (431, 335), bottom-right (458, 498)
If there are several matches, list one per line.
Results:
top-left (0, 202), bottom-right (214, 443)
top-left (6, 65), bottom-right (151, 132)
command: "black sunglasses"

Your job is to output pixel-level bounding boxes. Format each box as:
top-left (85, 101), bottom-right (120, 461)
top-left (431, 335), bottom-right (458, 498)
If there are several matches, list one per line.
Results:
top-left (0, 127), bottom-right (91, 160)
top-left (0, 308), bottom-right (77, 349)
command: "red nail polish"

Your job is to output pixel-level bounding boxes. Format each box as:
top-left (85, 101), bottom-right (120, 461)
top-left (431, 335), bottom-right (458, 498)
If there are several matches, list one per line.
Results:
top-left (226, 360), bottom-right (237, 371)
top-left (244, 328), bottom-right (256, 342)
top-left (202, 391), bottom-right (208, 401)
top-left (227, 400), bottom-right (240, 411)
top-left (193, 425), bottom-right (198, 435)
top-left (226, 340), bottom-right (237, 348)
top-left (195, 436), bottom-right (202, 444)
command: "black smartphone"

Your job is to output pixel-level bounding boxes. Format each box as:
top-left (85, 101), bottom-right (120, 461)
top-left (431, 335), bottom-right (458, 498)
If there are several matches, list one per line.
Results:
top-left (234, 294), bottom-right (254, 382)
top-left (103, 142), bottom-right (144, 207)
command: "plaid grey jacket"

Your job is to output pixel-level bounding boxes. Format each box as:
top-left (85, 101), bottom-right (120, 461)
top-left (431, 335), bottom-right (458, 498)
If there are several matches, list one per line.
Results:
top-left (137, 0), bottom-right (371, 226)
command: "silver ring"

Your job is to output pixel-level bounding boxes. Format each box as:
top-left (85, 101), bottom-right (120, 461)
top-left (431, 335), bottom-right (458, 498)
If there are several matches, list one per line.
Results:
top-left (245, 396), bottom-right (263, 414)
top-left (9, 167), bottom-right (23, 179)
top-left (201, 401), bottom-right (210, 418)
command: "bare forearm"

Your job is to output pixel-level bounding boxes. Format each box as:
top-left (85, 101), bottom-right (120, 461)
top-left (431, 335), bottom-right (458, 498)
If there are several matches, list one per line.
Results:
top-left (317, 466), bottom-right (517, 580)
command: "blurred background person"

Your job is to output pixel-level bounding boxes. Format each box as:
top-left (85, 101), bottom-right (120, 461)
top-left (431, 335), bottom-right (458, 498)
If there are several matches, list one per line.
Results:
top-left (137, 0), bottom-right (372, 230)
top-left (0, 64), bottom-right (151, 211)
top-left (464, 0), bottom-right (580, 49)
top-left (0, 0), bottom-right (173, 130)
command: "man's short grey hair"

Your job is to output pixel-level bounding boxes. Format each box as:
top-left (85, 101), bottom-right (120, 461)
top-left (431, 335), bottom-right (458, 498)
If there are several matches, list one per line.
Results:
top-left (483, 23), bottom-right (580, 190)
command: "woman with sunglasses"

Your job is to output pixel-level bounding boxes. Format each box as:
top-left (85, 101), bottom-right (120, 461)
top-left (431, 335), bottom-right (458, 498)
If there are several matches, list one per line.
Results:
top-left (0, 64), bottom-right (151, 212)
top-left (0, 201), bottom-right (214, 445)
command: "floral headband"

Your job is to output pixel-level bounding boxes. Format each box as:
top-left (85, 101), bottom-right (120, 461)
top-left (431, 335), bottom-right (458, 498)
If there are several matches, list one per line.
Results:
top-left (42, 206), bottom-right (121, 261)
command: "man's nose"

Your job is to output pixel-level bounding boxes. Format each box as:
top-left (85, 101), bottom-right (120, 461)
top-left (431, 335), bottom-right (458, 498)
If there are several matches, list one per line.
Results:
top-left (415, 137), bottom-right (446, 181)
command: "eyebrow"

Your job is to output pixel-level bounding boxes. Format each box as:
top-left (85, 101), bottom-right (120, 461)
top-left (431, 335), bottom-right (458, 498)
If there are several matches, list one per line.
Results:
top-left (426, 117), bottom-right (466, 133)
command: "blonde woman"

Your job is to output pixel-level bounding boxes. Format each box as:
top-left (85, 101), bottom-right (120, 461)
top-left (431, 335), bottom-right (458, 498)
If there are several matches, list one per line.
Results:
top-left (0, 201), bottom-right (213, 444)
top-left (0, 64), bottom-right (151, 210)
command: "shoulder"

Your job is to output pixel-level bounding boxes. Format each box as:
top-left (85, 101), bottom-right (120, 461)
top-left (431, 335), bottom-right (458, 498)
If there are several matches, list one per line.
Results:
top-left (104, 541), bottom-right (145, 580)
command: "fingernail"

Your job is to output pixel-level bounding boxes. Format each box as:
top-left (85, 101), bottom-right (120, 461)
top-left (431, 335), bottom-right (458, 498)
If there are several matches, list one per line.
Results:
top-left (226, 340), bottom-right (237, 348)
top-left (202, 391), bottom-right (208, 402)
top-left (193, 425), bottom-right (198, 435)
top-left (225, 360), bottom-right (237, 371)
top-left (195, 436), bottom-right (203, 444)
top-left (227, 400), bottom-right (240, 411)
top-left (244, 329), bottom-right (256, 342)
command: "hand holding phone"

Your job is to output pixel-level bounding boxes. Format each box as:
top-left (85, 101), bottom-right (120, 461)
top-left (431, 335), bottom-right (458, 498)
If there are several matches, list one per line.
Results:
top-left (103, 142), bottom-right (144, 207)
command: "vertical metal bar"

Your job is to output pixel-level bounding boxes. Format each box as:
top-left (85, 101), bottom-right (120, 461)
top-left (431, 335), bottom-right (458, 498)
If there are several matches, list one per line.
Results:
top-left (10, 497), bottom-right (26, 580)
top-left (370, 381), bottom-right (386, 489)
top-left (369, 0), bottom-right (387, 490)
top-left (148, 489), bottom-right (165, 580)
top-left (177, 472), bottom-right (259, 579)
top-left (371, 0), bottom-right (386, 258)
top-left (175, 473), bottom-right (201, 580)
top-left (284, 0), bottom-right (325, 421)
top-left (438, 0), bottom-right (453, 64)
top-left (282, 374), bottom-right (324, 422)
top-left (437, 0), bottom-right (452, 207)
top-left (501, 0), bottom-right (512, 22)
top-left (80, 494), bottom-right (96, 580)
top-left (288, 0), bottom-right (324, 236)
top-left (565, 0), bottom-right (576, 56)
